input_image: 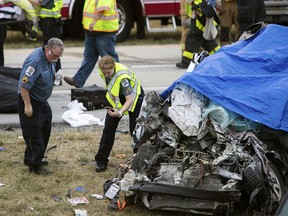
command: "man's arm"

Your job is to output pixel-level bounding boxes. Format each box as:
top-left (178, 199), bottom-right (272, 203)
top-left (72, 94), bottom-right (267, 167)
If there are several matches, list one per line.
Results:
top-left (89, 11), bottom-right (103, 31)
top-left (20, 86), bottom-right (33, 117)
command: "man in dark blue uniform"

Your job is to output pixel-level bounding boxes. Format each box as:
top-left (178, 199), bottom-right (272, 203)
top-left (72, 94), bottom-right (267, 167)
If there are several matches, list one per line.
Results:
top-left (17, 38), bottom-right (64, 175)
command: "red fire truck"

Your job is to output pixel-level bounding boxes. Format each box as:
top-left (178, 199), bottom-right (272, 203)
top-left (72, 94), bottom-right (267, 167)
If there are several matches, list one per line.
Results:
top-left (61, 0), bottom-right (181, 42)
top-left (61, 0), bottom-right (288, 42)
top-left (1, 0), bottom-right (288, 42)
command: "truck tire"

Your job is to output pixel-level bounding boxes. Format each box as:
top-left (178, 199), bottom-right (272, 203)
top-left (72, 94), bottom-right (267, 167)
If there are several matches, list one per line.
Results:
top-left (116, 0), bottom-right (133, 42)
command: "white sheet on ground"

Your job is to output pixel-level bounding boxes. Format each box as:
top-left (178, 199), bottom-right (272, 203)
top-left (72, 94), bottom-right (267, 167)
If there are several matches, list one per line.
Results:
top-left (61, 100), bottom-right (104, 127)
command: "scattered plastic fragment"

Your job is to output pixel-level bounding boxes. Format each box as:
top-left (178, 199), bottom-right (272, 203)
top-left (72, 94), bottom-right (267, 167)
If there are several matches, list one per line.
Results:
top-left (91, 194), bottom-right (104, 200)
top-left (76, 187), bottom-right (88, 193)
top-left (104, 183), bottom-right (120, 199)
top-left (74, 209), bottom-right (87, 216)
top-left (116, 129), bottom-right (129, 134)
top-left (0, 183), bottom-right (5, 187)
top-left (67, 188), bottom-right (72, 198)
top-left (115, 154), bottom-right (126, 159)
top-left (68, 197), bottom-right (89, 206)
top-left (51, 194), bottom-right (63, 202)
top-left (117, 191), bottom-right (126, 210)
top-left (0, 147), bottom-right (6, 151)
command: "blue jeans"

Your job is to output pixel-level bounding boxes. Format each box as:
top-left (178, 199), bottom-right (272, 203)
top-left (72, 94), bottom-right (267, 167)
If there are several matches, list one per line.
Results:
top-left (73, 32), bottom-right (119, 87)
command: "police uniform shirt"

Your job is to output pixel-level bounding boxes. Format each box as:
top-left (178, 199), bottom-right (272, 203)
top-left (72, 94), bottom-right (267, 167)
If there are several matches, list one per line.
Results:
top-left (18, 47), bottom-right (55, 102)
top-left (120, 78), bottom-right (132, 96)
top-left (119, 78), bottom-right (133, 104)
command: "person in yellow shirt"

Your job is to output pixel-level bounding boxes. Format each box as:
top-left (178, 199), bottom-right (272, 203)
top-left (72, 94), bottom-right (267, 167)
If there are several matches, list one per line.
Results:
top-left (64, 0), bottom-right (119, 88)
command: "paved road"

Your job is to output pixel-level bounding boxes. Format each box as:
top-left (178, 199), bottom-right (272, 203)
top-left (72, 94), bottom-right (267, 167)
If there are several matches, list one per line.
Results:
top-left (0, 44), bottom-right (186, 127)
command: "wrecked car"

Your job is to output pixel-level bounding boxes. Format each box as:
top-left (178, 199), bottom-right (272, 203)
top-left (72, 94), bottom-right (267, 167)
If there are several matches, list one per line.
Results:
top-left (104, 23), bottom-right (288, 215)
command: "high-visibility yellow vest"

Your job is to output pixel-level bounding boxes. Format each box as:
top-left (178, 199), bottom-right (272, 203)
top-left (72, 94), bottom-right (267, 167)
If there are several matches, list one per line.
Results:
top-left (99, 63), bottom-right (141, 113)
top-left (82, 0), bottom-right (119, 32)
top-left (39, 0), bottom-right (63, 18)
top-left (185, 0), bottom-right (193, 18)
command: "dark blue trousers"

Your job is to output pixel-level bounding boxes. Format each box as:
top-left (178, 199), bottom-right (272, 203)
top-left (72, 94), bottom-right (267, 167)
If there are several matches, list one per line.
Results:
top-left (95, 89), bottom-right (144, 166)
top-left (18, 95), bottom-right (52, 166)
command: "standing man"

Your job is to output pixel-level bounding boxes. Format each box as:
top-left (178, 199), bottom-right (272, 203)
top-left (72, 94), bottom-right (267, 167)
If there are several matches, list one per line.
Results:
top-left (176, 0), bottom-right (220, 69)
top-left (29, 0), bottom-right (64, 85)
top-left (216, 0), bottom-right (238, 46)
top-left (95, 56), bottom-right (144, 172)
top-left (63, 0), bottom-right (119, 88)
top-left (237, 0), bottom-right (266, 36)
top-left (17, 38), bottom-right (64, 175)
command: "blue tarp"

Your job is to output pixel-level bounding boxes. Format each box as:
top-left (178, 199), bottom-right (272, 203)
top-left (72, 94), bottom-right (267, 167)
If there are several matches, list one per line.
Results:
top-left (161, 24), bottom-right (288, 132)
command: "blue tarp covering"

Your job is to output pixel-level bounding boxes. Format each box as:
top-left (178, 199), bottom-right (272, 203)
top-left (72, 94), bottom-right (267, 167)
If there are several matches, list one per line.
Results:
top-left (161, 24), bottom-right (288, 132)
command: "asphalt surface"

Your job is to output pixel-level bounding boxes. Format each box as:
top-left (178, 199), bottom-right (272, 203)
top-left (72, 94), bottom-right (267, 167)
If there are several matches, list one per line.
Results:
top-left (0, 44), bottom-right (186, 127)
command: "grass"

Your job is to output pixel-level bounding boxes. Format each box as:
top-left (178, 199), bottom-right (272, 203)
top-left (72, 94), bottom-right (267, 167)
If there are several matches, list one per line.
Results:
top-left (0, 122), bottom-right (187, 216)
top-left (1, 26), bottom-right (186, 216)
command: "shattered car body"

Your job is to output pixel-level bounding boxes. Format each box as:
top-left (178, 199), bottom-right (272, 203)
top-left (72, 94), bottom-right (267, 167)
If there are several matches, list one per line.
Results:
top-left (125, 90), bottom-right (286, 215)
top-left (105, 24), bottom-right (288, 215)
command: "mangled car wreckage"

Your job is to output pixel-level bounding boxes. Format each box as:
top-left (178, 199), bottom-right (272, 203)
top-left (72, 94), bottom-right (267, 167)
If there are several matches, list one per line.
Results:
top-left (104, 24), bottom-right (288, 215)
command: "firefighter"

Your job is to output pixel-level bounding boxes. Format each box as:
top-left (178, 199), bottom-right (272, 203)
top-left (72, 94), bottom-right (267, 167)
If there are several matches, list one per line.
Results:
top-left (4, 0), bottom-right (39, 40)
top-left (176, 0), bottom-right (221, 69)
top-left (29, 0), bottom-right (64, 85)
top-left (216, 0), bottom-right (239, 46)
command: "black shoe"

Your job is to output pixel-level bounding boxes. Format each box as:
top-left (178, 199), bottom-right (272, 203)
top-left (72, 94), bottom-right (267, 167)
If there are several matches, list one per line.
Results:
top-left (96, 164), bottom-right (107, 172)
top-left (176, 61), bottom-right (189, 69)
top-left (29, 165), bottom-right (51, 176)
top-left (24, 160), bottom-right (48, 166)
top-left (41, 160), bottom-right (49, 166)
top-left (63, 76), bottom-right (78, 87)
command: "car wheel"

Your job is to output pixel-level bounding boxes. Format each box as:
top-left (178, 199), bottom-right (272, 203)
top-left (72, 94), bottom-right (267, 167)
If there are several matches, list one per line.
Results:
top-left (116, 0), bottom-right (133, 42)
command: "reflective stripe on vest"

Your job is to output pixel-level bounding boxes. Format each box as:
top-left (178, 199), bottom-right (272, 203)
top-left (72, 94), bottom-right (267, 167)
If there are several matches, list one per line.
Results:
top-left (99, 63), bottom-right (141, 113)
top-left (82, 0), bottom-right (119, 32)
top-left (39, 0), bottom-right (62, 18)
top-left (185, 0), bottom-right (192, 18)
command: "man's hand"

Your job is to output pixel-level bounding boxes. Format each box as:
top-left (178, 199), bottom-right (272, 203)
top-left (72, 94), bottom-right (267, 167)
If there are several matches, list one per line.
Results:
top-left (24, 104), bottom-right (33, 117)
top-left (89, 20), bottom-right (96, 31)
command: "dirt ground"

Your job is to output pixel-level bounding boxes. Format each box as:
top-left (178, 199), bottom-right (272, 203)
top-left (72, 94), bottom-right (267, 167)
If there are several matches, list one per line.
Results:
top-left (0, 121), bottom-right (185, 216)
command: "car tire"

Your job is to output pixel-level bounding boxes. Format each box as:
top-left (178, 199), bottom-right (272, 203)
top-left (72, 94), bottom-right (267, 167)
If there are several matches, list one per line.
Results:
top-left (116, 0), bottom-right (133, 42)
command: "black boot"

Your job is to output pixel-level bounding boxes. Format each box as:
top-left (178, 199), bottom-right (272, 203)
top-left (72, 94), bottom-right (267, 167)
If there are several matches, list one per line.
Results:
top-left (29, 164), bottom-right (51, 175)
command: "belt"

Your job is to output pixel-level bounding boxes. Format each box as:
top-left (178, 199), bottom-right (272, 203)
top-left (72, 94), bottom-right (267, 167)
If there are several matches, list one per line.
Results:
top-left (224, 0), bottom-right (233, 3)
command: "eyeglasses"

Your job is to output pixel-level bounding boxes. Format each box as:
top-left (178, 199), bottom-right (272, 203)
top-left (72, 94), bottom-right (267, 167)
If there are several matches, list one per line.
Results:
top-left (50, 48), bottom-right (62, 59)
